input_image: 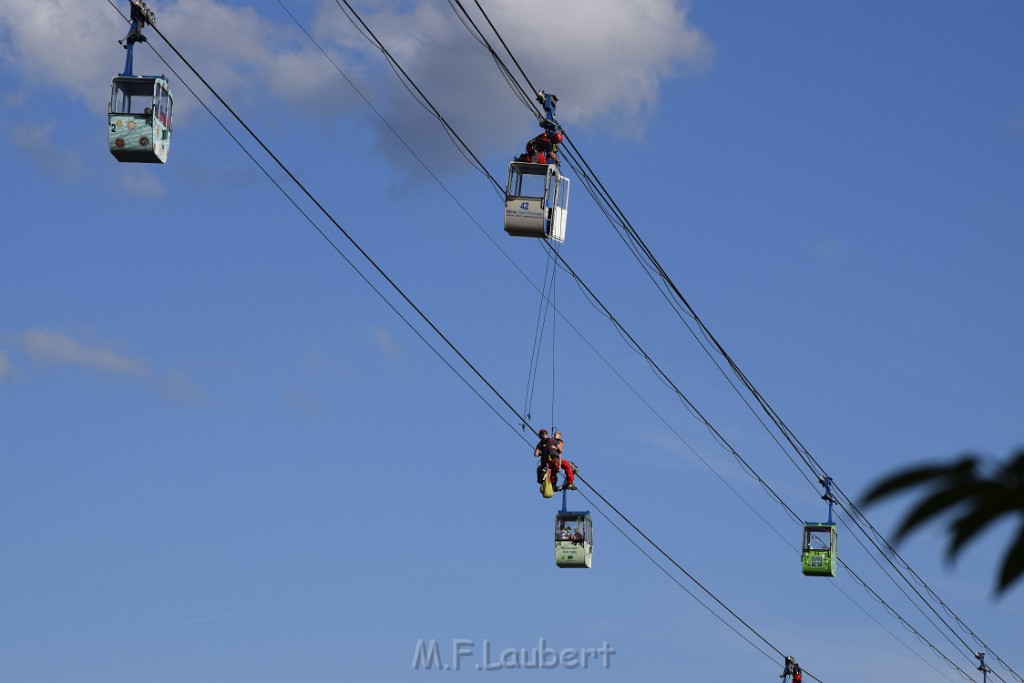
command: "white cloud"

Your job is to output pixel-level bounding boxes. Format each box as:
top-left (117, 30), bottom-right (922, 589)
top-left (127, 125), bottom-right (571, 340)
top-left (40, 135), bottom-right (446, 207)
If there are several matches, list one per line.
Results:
top-left (487, 0), bottom-right (712, 127)
top-left (161, 0), bottom-right (359, 119)
top-left (0, 0), bottom-right (123, 112)
top-left (10, 122), bottom-right (84, 181)
top-left (369, 325), bottom-right (401, 357)
top-left (157, 368), bottom-right (204, 401)
top-left (0, 0), bottom-right (711, 169)
top-left (0, 0), bottom-right (358, 118)
top-left (0, 349), bottom-right (14, 381)
top-left (18, 328), bottom-right (150, 377)
top-left (312, 0), bottom-right (712, 167)
top-left (118, 166), bottom-right (167, 198)
top-left (15, 328), bottom-right (205, 401)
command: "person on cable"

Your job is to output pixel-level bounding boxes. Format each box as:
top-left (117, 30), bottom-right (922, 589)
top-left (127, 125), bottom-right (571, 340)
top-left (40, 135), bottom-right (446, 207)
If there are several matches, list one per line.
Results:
top-left (533, 428), bottom-right (578, 491)
top-left (517, 129), bottom-right (564, 165)
top-left (780, 656), bottom-right (802, 682)
top-left (547, 431), bottom-right (577, 491)
top-left (534, 428), bottom-right (560, 485)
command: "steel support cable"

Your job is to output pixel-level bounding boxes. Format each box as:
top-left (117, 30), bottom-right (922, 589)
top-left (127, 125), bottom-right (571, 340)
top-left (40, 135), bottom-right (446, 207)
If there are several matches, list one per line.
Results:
top-left (574, 475), bottom-right (826, 683)
top-left (522, 250), bottom-right (557, 424)
top-left (557, 124), bottom-right (1013, 680)
top-left (113, 10), bottom-right (982, 683)
top-left (573, 488), bottom-right (784, 668)
top-left (581, 483), bottom-right (951, 683)
top-left (451, 0), bottom-right (826, 486)
top-left (319, 0), bottom-right (816, 531)
top-left (830, 484), bottom-right (1019, 681)
top-left (271, 0), bottom-right (557, 434)
top-left (548, 242), bottom-right (559, 427)
top-left (571, 135), bottom-right (1001, 683)
top-left (436, 3), bottom-right (987, 667)
top-left (103, 0), bottom-right (532, 450)
top-left (253, 17), bottom-right (966, 663)
top-left (107, 13), bottom-right (843, 681)
top-left (830, 509), bottom-right (983, 680)
top-left (564, 127), bottom-right (1004, 681)
top-left (138, 25), bottom-right (536, 448)
top-left (556, 122), bottom-right (997, 683)
top-left (831, 495), bottom-right (1008, 681)
top-left (273, 0), bottom-right (585, 436)
top-left (331, 0), bottom-right (501, 193)
top-left (551, 145), bottom-right (823, 494)
top-left (446, 4), bottom-right (1020, 679)
top-left (549, 106), bottom-right (1016, 683)
top-left (320, 0), bottom-right (781, 488)
top-left (130, 3), bottom-right (1008, 678)
top-left (282, 0), bottom-right (776, 499)
top-left (542, 244), bottom-right (812, 517)
top-left (547, 231), bottom-right (981, 683)
top-left (387, 0), bottom-right (1008, 676)
top-left (147, 82), bottom-right (801, 683)
top-left (828, 560), bottom-right (961, 682)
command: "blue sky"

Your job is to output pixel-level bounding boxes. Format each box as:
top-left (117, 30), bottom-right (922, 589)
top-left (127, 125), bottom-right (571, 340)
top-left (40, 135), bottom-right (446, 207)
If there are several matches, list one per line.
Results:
top-left (2, 1), bottom-right (1023, 681)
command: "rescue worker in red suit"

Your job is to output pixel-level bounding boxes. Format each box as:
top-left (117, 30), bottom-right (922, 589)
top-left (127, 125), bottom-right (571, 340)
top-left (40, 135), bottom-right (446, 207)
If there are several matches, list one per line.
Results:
top-left (534, 429), bottom-right (577, 490)
top-left (517, 130), bottom-right (563, 165)
top-left (780, 656), bottom-right (802, 683)
top-left (542, 431), bottom-right (577, 491)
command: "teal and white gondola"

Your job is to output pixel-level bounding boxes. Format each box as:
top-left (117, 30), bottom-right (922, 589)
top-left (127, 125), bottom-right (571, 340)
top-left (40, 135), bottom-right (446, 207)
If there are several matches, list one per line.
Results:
top-left (109, 0), bottom-right (173, 164)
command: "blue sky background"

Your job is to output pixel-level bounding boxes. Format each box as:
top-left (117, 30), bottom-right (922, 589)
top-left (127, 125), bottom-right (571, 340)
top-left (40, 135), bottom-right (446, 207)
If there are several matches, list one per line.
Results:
top-left (2, 1), bottom-right (1023, 681)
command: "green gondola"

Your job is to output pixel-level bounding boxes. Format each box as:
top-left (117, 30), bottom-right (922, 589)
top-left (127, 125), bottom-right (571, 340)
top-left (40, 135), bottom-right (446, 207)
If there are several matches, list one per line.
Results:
top-left (555, 510), bottom-right (592, 569)
top-left (801, 476), bottom-right (838, 577)
top-left (801, 523), bottom-right (837, 577)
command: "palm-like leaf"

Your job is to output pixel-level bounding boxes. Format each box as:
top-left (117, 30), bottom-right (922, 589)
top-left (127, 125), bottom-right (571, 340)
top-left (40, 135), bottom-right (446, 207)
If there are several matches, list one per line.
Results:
top-left (998, 523), bottom-right (1024, 593)
top-left (861, 450), bottom-right (1024, 596)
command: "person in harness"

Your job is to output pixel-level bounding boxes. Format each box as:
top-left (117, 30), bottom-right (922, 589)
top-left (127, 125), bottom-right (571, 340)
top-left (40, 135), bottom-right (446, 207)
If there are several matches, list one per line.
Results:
top-left (517, 130), bottom-right (563, 165)
top-left (780, 656), bottom-right (802, 682)
top-left (533, 429), bottom-right (577, 492)
top-left (534, 429), bottom-right (560, 485)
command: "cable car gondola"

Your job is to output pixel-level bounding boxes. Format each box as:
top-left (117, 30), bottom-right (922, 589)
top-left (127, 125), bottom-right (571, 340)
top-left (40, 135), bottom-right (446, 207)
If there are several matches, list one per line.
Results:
top-left (109, 0), bottom-right (173, 164)
top-left (504, 91), bottom-right (569, 243)
top-left (504, 161), bottom-right (569, 242)
top-left (801, 476), bottom-right (838, 577)
top-left (554, 489), bottom-right (592, 569)
top-left (801, 523), bottom-right (837, 577)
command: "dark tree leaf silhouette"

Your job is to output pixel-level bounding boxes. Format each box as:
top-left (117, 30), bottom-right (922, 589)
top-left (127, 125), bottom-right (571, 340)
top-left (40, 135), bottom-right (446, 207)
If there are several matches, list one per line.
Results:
top-left (861, 451), bottom-right (1024, 595)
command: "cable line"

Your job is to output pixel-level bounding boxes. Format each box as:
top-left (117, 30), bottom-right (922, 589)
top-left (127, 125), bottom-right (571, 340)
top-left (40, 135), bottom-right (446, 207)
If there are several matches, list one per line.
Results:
top-left (313, 2), bottom-right (999, 679)
top-left (439, 2), bottom-right (1015, 680)
top-left (111, 3), bottom-right (1014, 680)
top-left (330, 0), bottom-right (502, 194)
top-left (104, 5), bottom-right (840, 678)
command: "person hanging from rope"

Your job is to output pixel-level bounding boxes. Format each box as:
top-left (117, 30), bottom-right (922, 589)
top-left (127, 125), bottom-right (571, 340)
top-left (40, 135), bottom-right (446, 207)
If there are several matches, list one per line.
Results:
top-left (546, 431), bottom-right (577, 491)
top-left (534, 429), bottom-right (560, 485)
top-left (780, 655), bottom-right (802, 683)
